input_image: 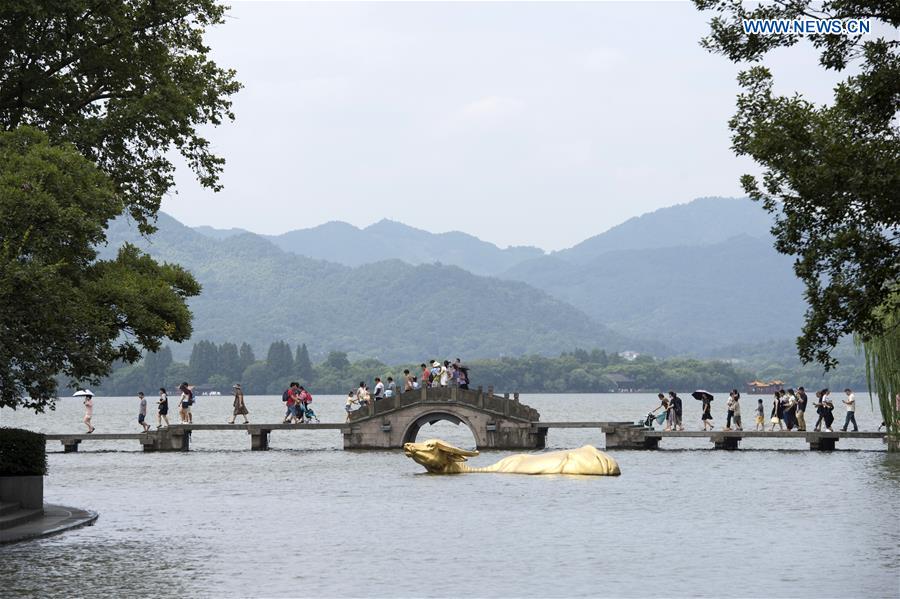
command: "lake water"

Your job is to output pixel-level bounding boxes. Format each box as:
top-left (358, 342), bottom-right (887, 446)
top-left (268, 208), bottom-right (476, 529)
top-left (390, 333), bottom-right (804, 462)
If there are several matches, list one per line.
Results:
top-left (1, 393), bottom-right (898, 598)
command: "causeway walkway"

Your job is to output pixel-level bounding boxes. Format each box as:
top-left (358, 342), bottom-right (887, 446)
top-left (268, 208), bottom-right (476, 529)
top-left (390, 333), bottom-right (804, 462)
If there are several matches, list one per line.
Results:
top-left (41, 421), bottom-right (893, 452)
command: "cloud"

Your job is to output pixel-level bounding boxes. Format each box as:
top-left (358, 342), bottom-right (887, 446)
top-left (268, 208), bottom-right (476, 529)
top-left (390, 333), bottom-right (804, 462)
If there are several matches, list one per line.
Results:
top-left (581, 48), bottom-right (623, 73)
top-left (457, 96), bottom-right (526, 121)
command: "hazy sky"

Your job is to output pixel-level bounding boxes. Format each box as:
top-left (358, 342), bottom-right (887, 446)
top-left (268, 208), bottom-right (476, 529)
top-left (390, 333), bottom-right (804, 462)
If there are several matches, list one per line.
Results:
top-left (163, 1), bottom-right (844, 250)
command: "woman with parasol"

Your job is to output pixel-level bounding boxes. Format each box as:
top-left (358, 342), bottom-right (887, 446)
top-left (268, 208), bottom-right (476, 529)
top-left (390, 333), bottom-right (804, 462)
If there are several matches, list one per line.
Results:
top-left (74, 389), bottom-right (95, 433)
top-left (692, 390), bottom-right (715, 431)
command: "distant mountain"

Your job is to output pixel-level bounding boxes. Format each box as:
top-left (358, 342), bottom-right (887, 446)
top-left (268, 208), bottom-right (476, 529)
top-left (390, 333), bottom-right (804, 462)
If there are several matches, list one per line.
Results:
top-left (502, 233), bottom-right (806, 350)
top-left (193, 219), bottom-right (544, 276)
top-left (192, 225), bottom-right (250, 240)
top-left (555, 196), bottom-right (775, 264)
top-left (106, 214), bottom-right (654, 362)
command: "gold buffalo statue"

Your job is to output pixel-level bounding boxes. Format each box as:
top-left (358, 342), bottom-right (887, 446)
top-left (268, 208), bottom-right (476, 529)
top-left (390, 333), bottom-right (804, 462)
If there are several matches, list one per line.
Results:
top-left (403, 439), bottom-right (621, 476)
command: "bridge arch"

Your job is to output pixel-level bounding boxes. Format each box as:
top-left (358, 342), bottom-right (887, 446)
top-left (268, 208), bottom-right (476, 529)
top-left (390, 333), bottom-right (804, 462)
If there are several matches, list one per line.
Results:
top-left (342, 388), bottom-right (544, 449)
top-left (401, 411), bottom-right (477, 446)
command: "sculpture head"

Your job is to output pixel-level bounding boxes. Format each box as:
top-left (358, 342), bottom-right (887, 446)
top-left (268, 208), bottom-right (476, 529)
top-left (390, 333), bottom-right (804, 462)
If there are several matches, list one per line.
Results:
top-left (403, 439), bottom-right (479, 473)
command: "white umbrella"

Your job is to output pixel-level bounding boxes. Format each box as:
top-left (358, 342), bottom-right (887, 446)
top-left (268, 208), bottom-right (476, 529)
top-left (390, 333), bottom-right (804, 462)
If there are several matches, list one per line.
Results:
top-left (73, 389), bottom-right (94, 397)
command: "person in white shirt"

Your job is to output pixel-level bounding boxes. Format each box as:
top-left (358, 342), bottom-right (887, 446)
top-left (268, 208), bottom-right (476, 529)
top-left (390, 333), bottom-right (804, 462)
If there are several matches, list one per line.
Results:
top-left (373, 377), bottom-right (385, 401)
top-left (841, 388), bottom-right (858, 432)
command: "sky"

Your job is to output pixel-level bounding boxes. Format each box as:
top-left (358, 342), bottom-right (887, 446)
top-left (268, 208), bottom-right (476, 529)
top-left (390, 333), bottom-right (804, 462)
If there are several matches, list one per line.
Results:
top-left (163, 1), bottom-right (846, 251)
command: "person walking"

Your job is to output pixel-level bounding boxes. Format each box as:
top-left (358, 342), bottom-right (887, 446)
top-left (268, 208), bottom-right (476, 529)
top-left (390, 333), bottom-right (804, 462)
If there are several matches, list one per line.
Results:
top-left (178, 382), bottom-right (194, 424)
top-left (731, 391), bottom-right (742, 431)
top-left (821, 389), bottom-right (836, 432)
top-left (796, 387), bottom-right (808, 431)
top-left (725, 390), bottom-right (737, 430)
top-left (157, 388), bottom-right (170, 429)
top-left (812, 390), bottom-right (826, 431)
top-left (700, 394), bottom-right (714, 431)
top-left (783, 389), bottom-right (798, 431)
top-left (769, 392), bottom-right (784, 431)
top-left (840, 388), bottom-right (858, 432)
top-left (403, 369), bottom-right (414, 392)
top-left (80, 391), bottom-right (95, 433)
top-left (228, 383), bottom-right (249, 424)
top-left (670, 392), bottom-right (684, 431)
top-left (755, 399), bottom-right (765, 431)
top-left (137, 392), bottom-right (150, 432)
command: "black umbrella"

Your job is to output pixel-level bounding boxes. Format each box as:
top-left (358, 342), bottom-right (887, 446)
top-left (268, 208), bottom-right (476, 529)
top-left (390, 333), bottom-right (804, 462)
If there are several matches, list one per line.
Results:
top-left (692, 390), bottom-right (714, 401)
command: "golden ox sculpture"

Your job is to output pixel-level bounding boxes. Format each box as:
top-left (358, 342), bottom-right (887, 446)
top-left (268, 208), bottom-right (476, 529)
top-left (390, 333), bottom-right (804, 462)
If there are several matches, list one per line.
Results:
top-left (403, 439), bottom-right (621, 476)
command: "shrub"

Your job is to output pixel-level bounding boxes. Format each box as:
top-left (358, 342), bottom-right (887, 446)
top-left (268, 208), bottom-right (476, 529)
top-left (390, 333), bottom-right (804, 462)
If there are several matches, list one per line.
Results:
top-left (0, 428), bottom-right (47, 476)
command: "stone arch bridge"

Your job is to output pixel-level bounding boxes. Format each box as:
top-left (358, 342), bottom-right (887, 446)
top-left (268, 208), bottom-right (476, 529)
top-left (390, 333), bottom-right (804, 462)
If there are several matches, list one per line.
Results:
top-left (343, 386), bottom-right (546, 450)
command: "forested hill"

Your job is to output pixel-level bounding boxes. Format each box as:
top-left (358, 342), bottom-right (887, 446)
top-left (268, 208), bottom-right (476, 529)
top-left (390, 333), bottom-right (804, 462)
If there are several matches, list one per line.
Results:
top-left (103, 214), bottom-right (655, 362)
top-left (501, 234), bottom-right (806, 349)
top-left (194, 218), bottom-right (544, 276)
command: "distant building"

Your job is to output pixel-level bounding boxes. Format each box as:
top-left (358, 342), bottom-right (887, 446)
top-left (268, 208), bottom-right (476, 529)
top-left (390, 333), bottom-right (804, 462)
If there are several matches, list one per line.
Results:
top-left (746, 379), bottom-right (785, 394)
top-left (618, 351), bottom-right (640, 361)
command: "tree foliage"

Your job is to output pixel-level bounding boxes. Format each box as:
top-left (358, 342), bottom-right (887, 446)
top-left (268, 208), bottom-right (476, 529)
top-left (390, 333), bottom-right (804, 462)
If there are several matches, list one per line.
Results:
top-left (0, 127), bottom-right (200, 411)
top-left (694, 0), bottom-right (900, 369)
top-left (0, 0), bottom-right (241, 231)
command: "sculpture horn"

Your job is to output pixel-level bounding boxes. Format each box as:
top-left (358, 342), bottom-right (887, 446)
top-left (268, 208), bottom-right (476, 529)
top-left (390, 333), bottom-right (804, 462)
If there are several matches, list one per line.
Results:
top-left (432, 439), bottom-right (479, 460)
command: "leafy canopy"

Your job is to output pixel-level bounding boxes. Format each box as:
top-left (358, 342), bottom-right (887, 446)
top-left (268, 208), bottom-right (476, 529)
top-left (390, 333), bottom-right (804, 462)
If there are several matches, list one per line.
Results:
top-left (694, 0), bottom-right (900, 369)
top-left (0, 0), bottom-right (241, 232)
top-left (0, 127), bottom-right (200, 411)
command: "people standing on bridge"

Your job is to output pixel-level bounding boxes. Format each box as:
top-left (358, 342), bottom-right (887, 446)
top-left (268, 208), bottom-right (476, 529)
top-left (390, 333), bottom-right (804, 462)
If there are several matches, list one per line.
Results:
top-left (345, 391), bottom-right (358, 421)
top-left (731, 391), bottom-right (742, 431)
top-left (385, 377), bottom-right (397, 398)
top-left (373, 377), bottom-right (385, 401)
top-left (179, 382), bottom-right (194, 424)
top-left (783, 389), bottom-right (798, 431)
top-left (440, 360), bottom-right (452, 386)
top-left (656, 394), bottom-right (670, 430)
top-left (796, 387), bottom-right (808, 431)
top-left (421, 363), bottom-right (431, 387)
top-left (137, 392), bottom-right (150, 432)
top-left (671, 392), bottom-right (684, 431)
top-left (812, 390), bottom-right (825, 431)
top-left (298, 386), bottom-right (313, 422)
top-left (755, 399), bottom-right (765, 430)
top-left (840, 388), bottom-right (858, 432)
top-left (699, 394), bottom-right (714, 431)
top-left (725, 391), bottom-right (737, 430)
top-left (80, 391), bottom-right (95, 433)
top-left (357, 382), bottom-right (371, 408)
top-left (457, 364), bottom-right (470, 390)
top-left (769, 392), bottom-right (784, 431)
top-left (157, 388), bottom-right (170, 429)
top-left (282, 382), bottom-right (299, 423)
top-left (228, 383), bottom-right (249, 424)
top-left (821, 389), bottom-right (835, 432)
top-left (404, 369), bottom-right (414, 392)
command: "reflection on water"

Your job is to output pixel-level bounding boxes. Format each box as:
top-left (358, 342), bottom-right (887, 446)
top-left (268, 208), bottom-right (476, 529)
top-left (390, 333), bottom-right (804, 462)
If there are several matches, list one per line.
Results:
top-left (1, 394), bottom-right (898, 598)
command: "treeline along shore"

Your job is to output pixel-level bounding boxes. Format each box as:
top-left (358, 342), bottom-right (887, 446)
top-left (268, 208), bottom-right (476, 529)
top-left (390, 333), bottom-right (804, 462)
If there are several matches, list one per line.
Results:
top-left (86, 341), bottom-right (869, 397)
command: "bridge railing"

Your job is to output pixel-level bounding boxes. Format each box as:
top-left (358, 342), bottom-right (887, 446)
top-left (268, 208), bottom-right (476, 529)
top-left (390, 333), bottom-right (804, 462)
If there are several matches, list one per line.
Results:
top-left (348, 386), bottom-right (540, 422)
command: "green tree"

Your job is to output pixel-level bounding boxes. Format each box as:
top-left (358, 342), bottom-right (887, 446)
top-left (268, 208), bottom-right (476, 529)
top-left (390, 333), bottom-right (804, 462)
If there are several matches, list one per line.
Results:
top-left (218, 342), bottom-right (242, 382)
top-left (0, 128), bottom-right (199, 411)
top-left (143, 347), bottom-right (174, 389)
top-left (324, 351), bottom-right (350, 372)
top-left (693, 1), bottom-right (900, 368)
top-left (241, 362), bottom-right (271, 396)
top-left (294, 343), bottom-right (313, 381)
top-left (0, 0), bottom-right (241, 231)
top-left (188, 340), bottom-right (219, 384)
top-left (266, 341), bottom-right (294, 379)
top-left (239, 342), bottom-right (256, 372)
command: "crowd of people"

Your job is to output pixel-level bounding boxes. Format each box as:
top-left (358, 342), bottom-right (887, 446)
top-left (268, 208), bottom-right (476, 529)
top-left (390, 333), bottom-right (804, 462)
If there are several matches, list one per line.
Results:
top-left (343, 358), bottom-right (471, 421)
top-left (75, 370), bottom-right (896, 435)
top-left (649, 387), bottom-right (868, 432)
